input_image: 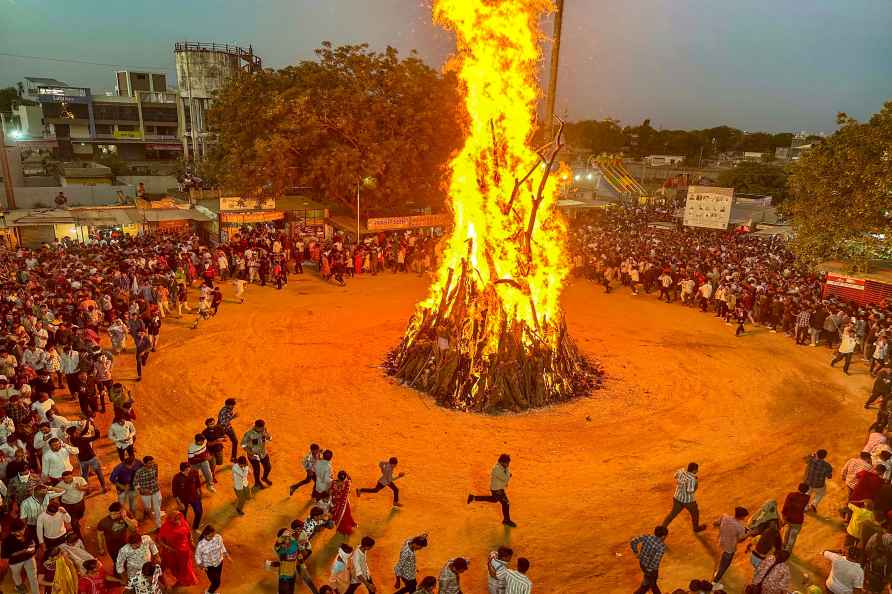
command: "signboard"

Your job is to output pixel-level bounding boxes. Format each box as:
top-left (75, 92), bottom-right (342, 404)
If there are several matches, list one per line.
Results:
top-left (683, 186), bottom-right (734, 229)
top-left (146, 143), bottom-right (183, 151)
top-left (114, 130), bottom-right (143, 139)
top-left (219, 197), bottom-right (276, 211)
top-left (825, 274), bottom-right (865, 291)
top-left (36, 86), bottom-right (91, 104)
top-left (220, 211), bottom-right (284, 224)
top-left (367, 213), bottom-right (451, 231)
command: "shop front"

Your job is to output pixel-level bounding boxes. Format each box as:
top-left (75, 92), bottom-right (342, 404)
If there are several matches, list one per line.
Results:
top-left (219, 210), bottom-right (285, 243)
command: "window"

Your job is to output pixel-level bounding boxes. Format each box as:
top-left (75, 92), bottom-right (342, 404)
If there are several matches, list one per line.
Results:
top-left (119, 106), bottom-right (139, 120)
top-left (94, 124), bottom-right (112, 134)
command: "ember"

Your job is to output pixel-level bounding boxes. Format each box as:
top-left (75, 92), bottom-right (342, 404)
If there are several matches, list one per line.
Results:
top-left (386, 0), bottom-right (601, 412)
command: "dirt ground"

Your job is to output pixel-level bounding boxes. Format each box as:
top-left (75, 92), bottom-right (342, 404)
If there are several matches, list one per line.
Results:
top-left (41, 271), bottom-right (877, 593)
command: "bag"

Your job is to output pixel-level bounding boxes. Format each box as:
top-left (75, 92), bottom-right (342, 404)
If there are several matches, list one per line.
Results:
top-left (745, 560), bottom-right (780, 594)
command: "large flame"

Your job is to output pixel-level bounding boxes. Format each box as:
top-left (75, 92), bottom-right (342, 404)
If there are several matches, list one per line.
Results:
top-left (389, 0), bottom-right (597, 412)
top-left (426, 0), bottom-right (566, 333)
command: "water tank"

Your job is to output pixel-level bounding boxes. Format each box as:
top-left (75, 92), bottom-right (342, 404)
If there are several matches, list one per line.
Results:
top-left (174, 41), bottom-right (261, 99)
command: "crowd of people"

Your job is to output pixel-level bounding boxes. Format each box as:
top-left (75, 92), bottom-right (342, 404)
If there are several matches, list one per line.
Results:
top-left (0, 228), bottom-right (534, 594)
top-left (0, 205), bottom-right (888, 594)
top-left (570, 209), bottom-right (891, 377)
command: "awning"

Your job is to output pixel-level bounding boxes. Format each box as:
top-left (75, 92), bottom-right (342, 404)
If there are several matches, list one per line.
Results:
top-left (135, 208), bottom-right (212, 223)
top-left (5, 209), bottom-right (77, 226)
top-left (71, 208), bottom-right (135, 227)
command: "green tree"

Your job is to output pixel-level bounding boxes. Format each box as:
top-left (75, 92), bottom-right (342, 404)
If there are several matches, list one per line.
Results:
top-left (0, 86), bottom-right (35, 114)
top-left (784, 103), bottom-right (892, 271)
top-left (717, 161), bottom-right (790, 201)
top-left (207, 42), bottom-right (464, 215)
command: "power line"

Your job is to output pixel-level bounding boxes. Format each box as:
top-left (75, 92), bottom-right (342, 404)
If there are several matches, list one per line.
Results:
top-left (0, 51), bottom-right (173, 71)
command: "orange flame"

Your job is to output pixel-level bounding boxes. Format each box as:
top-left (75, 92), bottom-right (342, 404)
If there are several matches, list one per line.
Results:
top-left (423, 0), bottom-right (566, 335)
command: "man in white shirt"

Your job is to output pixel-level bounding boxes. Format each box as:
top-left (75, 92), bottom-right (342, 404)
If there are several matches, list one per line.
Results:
top-left (824, 550), bottom-right (864, 594)
top-left (36, 500), bottom-right (71, 555)
top-left (108, 417), bottom-right (136, 461)
top-left (59, 470), bottom-right (89, 535)
top-left (347, 536), bottom-right (375, 593)
top-left (232, 456), bottom-right (250, 515)
top-left (468, 454), bottom-right (516, 527)
top-left (504, 558), bottom-right (533, 594)
top-left (30, 393), bottom-right (54, 424)
top-left (41, 438), bottom-right (78, 482)
top-left (33, 423), bottom-right (65, 454)
top-left (313, 450), bottom-right (333, 499)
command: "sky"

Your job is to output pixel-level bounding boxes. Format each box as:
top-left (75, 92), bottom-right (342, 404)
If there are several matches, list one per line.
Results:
top-left (2, 0), bottom-right (891, 133)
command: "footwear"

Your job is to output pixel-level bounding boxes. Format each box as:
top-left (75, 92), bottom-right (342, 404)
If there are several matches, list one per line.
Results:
top-left (392, 502), bottom-right (403, 508)
top-left (502, 520), bottom-right (517, 527)
top-left (694, 524), bottom-right (707, 533)
top-left (236, 508), bottom-right (245, 515)
top-left (263, 478), bottom-right (273, 486)
top-left (356, 488), bottom-right (361, 498)
top-left (467, 494), bottom-right (474, 504)
top-left (207, 485), bottom-right (217, 493)
top-left (712, 583), bottom-right (724, 591)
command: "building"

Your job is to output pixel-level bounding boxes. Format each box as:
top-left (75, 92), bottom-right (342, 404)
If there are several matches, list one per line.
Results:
top-left (643, 155), bottom-right (684, 167)
top-left (175, 41), bottom-right (262, 160)
top-left (6, 76), bottom-right (182, 166)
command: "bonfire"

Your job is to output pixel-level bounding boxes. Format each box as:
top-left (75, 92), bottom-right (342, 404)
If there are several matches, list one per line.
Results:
top-left (386, 0), bottom-right (600, 412)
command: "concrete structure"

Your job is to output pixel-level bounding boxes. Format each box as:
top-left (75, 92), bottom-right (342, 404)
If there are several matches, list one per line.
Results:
top-left (174, 41), bottom-right (262, 160)
top-left (115, 71), bottom-right (168, 96)
top-left (5, 76), bottom-right (182, 164)
top-left (643, 155), bottom-right (684, 167)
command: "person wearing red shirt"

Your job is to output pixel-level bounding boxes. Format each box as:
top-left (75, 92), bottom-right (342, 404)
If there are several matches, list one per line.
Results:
top-left (850, 465), bottom-right (887, 505)
top-left (77, 558), bottom-right (121, 593)
top-left (781, 483), bottom-right (811, 552)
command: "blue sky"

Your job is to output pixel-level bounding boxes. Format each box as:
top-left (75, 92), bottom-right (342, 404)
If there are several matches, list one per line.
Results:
top-left (2, 0), bottom-right (891, 132)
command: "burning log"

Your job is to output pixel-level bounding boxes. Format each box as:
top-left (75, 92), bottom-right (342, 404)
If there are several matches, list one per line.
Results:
top-left (385, 0), bottom-right (602, 413)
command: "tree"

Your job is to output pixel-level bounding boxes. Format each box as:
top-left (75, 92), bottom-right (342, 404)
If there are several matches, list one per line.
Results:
top-left (206, 42), bottom-right (464, 215)
top-left (784, 103), bottom-right (892, 271)
top-left (717, 161), bottom-right (790, 201)
top-left (0, 86), bottom-right (35, 114)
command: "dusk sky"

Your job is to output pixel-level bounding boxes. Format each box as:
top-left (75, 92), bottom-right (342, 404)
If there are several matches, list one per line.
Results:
top-left (2, 0), bottom-right (891, 132)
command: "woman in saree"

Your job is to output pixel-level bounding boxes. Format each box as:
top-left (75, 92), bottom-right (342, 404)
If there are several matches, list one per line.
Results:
top-left (330, 470), bottom-right (357, 536)
top-left (156, 510), bottom-right (199, 587)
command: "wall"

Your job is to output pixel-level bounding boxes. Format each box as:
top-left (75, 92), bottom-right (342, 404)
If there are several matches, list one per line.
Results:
top-left (0, 185), bottom-right (135, 209)
top-left (116, 175), bottom-right (178, 194)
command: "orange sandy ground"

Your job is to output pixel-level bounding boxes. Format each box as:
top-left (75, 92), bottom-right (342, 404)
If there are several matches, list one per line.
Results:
top-left (26, 272), bottom-right (875, 593)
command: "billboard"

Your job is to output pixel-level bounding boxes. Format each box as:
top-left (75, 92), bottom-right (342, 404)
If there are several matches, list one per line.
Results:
top-left (219, 197), bottom-right (276, 211)
top-left (367, 213), bottom-right (451, 231)
top-left (683, 186), bottom-right (734, 229)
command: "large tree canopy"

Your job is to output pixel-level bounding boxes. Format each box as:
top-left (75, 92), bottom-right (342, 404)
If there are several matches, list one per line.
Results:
top-left (207, 42), bottom-right (464, 215)
top-left (785, 103), bottom-right (892, 270)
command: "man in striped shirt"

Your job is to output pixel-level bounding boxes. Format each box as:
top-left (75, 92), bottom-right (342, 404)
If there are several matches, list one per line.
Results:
top-left (661, 462), bottom-right (706, 533)
top-left (504, 558), bottom-right (533, 594)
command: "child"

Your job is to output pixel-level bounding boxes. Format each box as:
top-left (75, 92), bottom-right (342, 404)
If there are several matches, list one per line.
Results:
top-left (232, 278), bottom-right (247, 304)
top-left (735, 304), bottom-right (747, 337)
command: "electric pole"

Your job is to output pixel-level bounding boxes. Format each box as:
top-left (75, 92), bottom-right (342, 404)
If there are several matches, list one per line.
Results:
top-left (544, 0), bottom-right (565, 139)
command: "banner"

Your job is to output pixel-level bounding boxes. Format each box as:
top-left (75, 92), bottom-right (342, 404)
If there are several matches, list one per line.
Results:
top-left (825, 274), bottom-right (866, 291)
top-left (113, 130), bottom-right (143, 139)
top-left (683, 186), bottom-right (734, 229)
top-left (220, 211), bottom-right (284, 224)
top-left (219, 197), bottom-right (276, 211)
top-left (367, 213), bottom-right (451, 231)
